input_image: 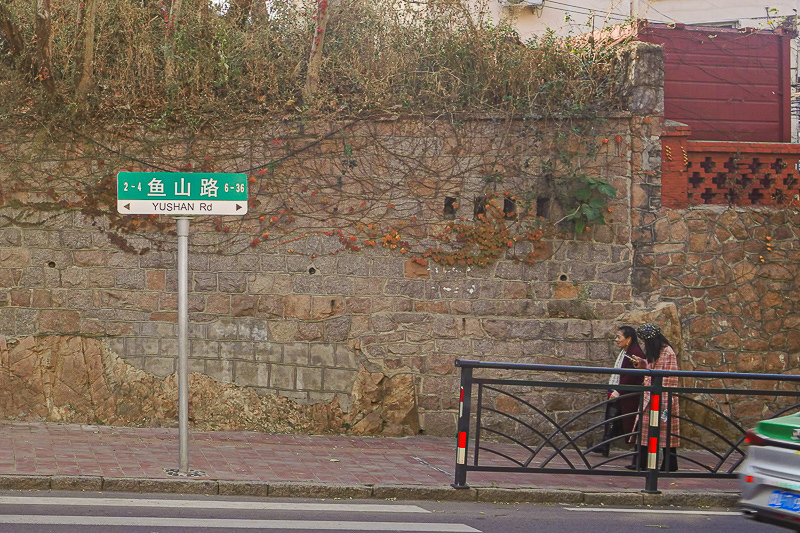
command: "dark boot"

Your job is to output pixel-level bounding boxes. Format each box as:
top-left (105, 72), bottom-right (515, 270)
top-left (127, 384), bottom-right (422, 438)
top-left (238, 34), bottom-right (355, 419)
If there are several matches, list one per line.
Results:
top-left (660, 447), bottom-right (679, 472)
top-left (625, 445), bottom-right (648, 470)
top-left (593, 402), bottom-right (619, 457)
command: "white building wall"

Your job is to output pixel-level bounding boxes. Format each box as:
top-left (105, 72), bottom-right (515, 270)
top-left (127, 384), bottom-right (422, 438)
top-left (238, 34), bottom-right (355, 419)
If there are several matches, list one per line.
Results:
top-left (494, 0), bottom-right (800, 40)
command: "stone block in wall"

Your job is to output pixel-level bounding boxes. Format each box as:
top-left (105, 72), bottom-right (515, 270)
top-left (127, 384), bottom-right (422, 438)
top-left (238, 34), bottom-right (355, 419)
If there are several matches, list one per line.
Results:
top-left (296, 366), bottom-right (323, 391)
top-left (145, 270), bottom-right (166, 291)
top-left (38, 309), bottom-right (80, 333)
top-left (234, 360), bottom-right (269, 388)
top-left (353, 277), bottom-right (383, 295)
top-left (139, 251), bottom-right (175, 269)
top-left (291, 275), bottom-right (324, 295)
top-left (143, 356), bottom-right (175, 377)
top-left (191, 339), bottom-right (220, 359)
top-left (115, 269), bottom-right (145, 290)
top-left (336, 256), bottom-right (371, 276)
top-left (324, 316), bottom-right (351, 342)
top-left (19, 267), bottom-right (44, 288)
top-left (0, 268), bottom-right (22, 287)
top-left (255, 342), bottom-right (283, 363)
top-left (205, 294), bottom-right (231, 315)
top-left (207, 320), bottom-right (239, 340)
top-left (309, 343), bottom-right (335, 366)
top-left (296, 321), bottom-right (324, 341)
top-left (419, 411), bottom-right (456, 435)
top-left (268, 321), bottom-right (298, 342)
top-left (231, 294), bottom-right (258, 317)
top-left (189, 358), bottom-right (205, 373)
top-left (311, 296), bottom-right (344, 320)
top-left (322, 276), bottom-right (355, 296)
top-left (270, 364), bottom-right (296, 389)
top-left (219, 272), bottom-right (247, 293)
top-left (206, 359), bottom-right (233, 382)
top-left (322, 368), bottom-right (357, 393)
top-left (73, 250), bottom-right (108, 267)
top-left (0, 228), bottom-right (21, 246)
top-left (0, 248), bottom-right (31, 267)
top-left (220, 341), bottom-right (255, 361)
top-left (283, 295), bottom-right (311, 319)
top-left (192, 272), bottom-right (217, 292)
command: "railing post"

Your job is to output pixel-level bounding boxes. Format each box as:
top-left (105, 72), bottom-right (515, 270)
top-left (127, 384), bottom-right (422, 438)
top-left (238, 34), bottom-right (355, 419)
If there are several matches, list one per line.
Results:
top-left (644, 374), bottom-right (663, 494)
top-left (452, 364), bottom-right (473, 489)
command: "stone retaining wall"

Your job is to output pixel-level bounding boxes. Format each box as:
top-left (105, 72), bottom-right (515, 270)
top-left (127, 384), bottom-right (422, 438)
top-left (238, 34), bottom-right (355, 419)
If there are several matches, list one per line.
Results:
top-left (4, 41), bottom-right (796, 439)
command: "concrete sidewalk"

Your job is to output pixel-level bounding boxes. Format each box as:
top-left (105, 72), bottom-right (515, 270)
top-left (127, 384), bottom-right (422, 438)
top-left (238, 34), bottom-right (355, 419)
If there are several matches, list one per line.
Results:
top-left (0, 421), bottom-right (740, 508)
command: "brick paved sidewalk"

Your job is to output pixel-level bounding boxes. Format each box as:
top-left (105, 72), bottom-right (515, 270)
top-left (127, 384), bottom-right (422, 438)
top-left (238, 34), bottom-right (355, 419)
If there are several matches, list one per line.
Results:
top-left (0, 421), bottom-right (740, 507)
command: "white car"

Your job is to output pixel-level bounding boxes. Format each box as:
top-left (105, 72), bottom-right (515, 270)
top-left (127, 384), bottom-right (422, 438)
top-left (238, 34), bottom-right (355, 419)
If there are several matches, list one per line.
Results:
top-left (741, 412), bottom-right (800, 531)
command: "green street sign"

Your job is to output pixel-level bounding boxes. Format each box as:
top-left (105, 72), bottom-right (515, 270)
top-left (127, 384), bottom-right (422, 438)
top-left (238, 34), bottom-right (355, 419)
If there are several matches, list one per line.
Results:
top-left (117, 172), bottom-right (248, 215)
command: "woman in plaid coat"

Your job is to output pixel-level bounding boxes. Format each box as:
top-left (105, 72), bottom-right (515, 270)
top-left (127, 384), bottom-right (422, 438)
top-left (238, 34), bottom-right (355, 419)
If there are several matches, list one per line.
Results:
top-left (628, 323), bottom-right (680, 471)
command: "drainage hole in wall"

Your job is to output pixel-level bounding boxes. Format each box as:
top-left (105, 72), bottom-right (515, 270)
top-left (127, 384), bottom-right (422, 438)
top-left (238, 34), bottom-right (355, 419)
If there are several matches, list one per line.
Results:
top-left (308, 267), bottom-right (316, 275)
top-left (47, 261), bottom-right (56, 268)
top-left (559, 274), bottom-right (568, 282)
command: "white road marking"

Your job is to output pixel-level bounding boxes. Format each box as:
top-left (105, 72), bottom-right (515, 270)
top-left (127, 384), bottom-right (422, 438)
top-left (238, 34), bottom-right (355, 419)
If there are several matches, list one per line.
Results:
top-left (0, 496), bottom-right (428, 514)
top-left (565, 507), bottom-right (740, 516)
top-left (0, 515), bottom-right (481, 531)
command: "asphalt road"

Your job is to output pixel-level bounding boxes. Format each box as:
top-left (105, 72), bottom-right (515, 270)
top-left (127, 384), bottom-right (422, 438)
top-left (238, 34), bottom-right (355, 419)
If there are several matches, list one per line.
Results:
top-left (0, 491), bottom-right (785, 533)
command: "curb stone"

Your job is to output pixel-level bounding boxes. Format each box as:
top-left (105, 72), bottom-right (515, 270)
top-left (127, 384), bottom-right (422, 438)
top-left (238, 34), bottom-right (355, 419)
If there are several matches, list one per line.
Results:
top-left (0, 475), bottom-right (739, 509)
top-left (642, 491), bottom-right (739, 509)
top-left (372, 485), bottom-right (477, 502)
top-left (268, 482), bottom-right (373, 499)
top-left (217, 480), bottom-right (270, 497)
top-left (50, 475), bottom-right (103, 492)
top-left (0, 475), bottom-right (51, 491)
top-left (476, 488), bottom-right (583, 504)
top-left (101, 477), bottom-right (218, 495)
top-left (580, 491), bottom-right (645, 506)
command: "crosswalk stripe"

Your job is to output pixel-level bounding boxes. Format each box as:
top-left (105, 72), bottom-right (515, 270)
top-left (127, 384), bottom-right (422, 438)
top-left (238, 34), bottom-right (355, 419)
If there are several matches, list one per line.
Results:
top-left (0, 515), bottom-right (481, 531)
top-left (0, 496), bottom-right (428, 514)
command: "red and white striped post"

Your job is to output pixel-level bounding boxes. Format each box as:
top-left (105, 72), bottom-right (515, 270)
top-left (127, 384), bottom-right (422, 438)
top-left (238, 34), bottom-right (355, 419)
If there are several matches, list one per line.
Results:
top-left (644, 375), bottom-right (663, 494)
top-left (452, 364), bottom-right (473, 489)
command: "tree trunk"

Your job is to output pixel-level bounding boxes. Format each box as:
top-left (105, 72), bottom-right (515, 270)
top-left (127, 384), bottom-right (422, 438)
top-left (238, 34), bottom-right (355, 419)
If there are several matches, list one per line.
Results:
top-left (164, 0), bottom-right (183, 87)
top-left (33, 0), bottom-right (56, 95)
top-left (0, 4), bottom-right (27, 65)
top-left (75, 0), bottom-right (98, 105)
top-left (302, 0), bottom-right (335, 104)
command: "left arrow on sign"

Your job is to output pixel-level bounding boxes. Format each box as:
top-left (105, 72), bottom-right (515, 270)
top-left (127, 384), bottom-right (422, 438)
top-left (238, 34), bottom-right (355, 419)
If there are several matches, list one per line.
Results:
top-left (123, 203), bottom-right (131, 210)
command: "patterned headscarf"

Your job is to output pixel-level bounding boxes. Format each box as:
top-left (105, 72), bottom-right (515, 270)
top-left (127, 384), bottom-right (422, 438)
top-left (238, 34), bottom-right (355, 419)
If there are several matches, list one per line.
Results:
top-left (637, 323), bottom-right (661, 340)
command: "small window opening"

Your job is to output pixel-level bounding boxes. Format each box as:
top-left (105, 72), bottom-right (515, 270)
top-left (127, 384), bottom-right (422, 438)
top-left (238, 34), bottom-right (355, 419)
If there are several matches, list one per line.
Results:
top-left (503, 198), bottom-right (516, 219)
top-left (443, 197), bottom-right (457, 219)
top-left (473, 196), bottom-right (487, 219)
top-left (536, 197), bottom-right (550, 219)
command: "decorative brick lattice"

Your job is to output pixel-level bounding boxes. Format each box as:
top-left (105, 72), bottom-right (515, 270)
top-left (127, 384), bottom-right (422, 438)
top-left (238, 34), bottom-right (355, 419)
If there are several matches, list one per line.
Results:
top-left (663, 132), bottom-right (800, 208)
top-left (686, 148), bottom-right (800, 206)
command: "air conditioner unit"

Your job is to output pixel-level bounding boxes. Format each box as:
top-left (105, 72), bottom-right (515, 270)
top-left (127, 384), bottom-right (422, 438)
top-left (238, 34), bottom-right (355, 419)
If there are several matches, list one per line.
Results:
top-left (500, 0), bottom-right (543, 8)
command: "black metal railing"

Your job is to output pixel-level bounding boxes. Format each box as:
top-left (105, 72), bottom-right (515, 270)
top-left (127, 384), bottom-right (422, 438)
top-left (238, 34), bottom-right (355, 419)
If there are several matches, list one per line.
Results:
top-left (452, 359), bottom-right (800, 493)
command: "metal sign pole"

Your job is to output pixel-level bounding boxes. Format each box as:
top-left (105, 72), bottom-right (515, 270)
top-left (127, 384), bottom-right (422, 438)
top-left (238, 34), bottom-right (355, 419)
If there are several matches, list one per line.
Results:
top-left (116, 170), bottom-right (247, 476)
top-left (176, 216), bottom-right (190, 473)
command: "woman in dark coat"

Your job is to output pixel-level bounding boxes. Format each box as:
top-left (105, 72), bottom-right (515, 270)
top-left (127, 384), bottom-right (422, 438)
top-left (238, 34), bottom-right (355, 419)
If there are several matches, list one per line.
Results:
top-left (592, 326), bottom-right (645, 456)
